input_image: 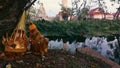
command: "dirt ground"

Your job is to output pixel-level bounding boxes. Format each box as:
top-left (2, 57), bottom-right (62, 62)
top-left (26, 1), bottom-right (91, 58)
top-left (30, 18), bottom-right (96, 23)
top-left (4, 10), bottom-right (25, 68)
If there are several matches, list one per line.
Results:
top-left (0, 49), bottom-right (111, 68)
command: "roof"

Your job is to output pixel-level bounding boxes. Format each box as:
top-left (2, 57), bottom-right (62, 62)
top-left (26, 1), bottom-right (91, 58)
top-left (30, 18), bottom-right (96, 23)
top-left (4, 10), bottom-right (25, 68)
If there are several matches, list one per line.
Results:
top-left (88, 7), bottom-right (101, 15)
top-left (88, 7), bottom-right (112, 15)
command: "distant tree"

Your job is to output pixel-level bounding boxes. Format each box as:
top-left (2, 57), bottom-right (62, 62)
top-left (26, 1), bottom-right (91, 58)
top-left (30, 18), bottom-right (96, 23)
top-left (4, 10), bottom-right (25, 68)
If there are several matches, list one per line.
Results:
top-left (110, 0), bottom-right (120, 4)
top-left (114, 6), bottom-right (120, 20)
top-left (72, 0), bottom-right (89, 20)
top-left (111, 0), bottom-right (120, 20)
top-left (71, 0), bottom-right (80, 16)
top-left (78, 7), bottom-right (89, 20)
top-left (93, 0), bottom-right (108, 19)
top-left (60, 5), bottom-right (73, 20)
top-left (90, 0), bottom-right (109, 19)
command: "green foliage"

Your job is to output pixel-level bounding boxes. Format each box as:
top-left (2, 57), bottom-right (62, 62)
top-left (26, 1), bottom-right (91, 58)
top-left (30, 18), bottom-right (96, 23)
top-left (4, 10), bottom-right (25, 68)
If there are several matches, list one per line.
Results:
top-left (79, 7), bottom-right (89, 18)
top-left (26, 20), bottom-right (120, 41)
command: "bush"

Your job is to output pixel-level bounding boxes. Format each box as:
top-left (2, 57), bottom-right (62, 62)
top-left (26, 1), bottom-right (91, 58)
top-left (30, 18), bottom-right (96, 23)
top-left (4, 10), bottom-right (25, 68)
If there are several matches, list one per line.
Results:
top-left (26, 20), bottom-right (120, 42)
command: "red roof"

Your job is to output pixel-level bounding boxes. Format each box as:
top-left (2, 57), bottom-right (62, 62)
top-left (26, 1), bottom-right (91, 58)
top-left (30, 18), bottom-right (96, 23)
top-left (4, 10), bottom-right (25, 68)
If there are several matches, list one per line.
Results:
top-left (88, 7), bottom-right (112, 15)
top-left (88, 7), bottom-right (101, 15)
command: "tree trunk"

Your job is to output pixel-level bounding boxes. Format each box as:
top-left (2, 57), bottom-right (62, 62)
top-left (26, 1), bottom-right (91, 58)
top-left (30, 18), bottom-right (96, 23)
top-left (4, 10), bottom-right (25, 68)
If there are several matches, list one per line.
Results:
top-left (0, 0), bottom-right (35, 51)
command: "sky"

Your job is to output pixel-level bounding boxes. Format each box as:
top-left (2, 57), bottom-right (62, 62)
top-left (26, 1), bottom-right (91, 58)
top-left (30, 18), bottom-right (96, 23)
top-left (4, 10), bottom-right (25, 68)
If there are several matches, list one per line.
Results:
top-left (40, 0), bottom-right (61, 17)
top-left (33, 0), bottom-right (120, 17)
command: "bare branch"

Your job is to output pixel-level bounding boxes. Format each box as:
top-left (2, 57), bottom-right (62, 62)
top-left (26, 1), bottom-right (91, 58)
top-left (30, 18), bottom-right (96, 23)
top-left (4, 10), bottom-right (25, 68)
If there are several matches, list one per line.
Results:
top-left (24, 0), bottom-right (37, 10)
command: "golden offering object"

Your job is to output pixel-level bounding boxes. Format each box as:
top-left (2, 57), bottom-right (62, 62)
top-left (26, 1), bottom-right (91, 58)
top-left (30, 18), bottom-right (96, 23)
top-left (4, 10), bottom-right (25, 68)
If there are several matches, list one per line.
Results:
top-left (2, 11), bottom-right (28, 59)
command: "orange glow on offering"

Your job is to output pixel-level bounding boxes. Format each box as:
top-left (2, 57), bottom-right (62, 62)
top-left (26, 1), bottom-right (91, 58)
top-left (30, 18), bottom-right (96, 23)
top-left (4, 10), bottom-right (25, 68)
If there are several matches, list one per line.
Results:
top-left (29, 23), bottom-right (48, 57)
top-left (2, 11), bottom-right (28, 59)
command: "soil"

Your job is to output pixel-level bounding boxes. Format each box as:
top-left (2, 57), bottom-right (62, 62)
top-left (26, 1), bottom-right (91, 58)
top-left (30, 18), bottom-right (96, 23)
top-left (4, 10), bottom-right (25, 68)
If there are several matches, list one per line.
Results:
top-left (0, 49), bottom-right (111, 68)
